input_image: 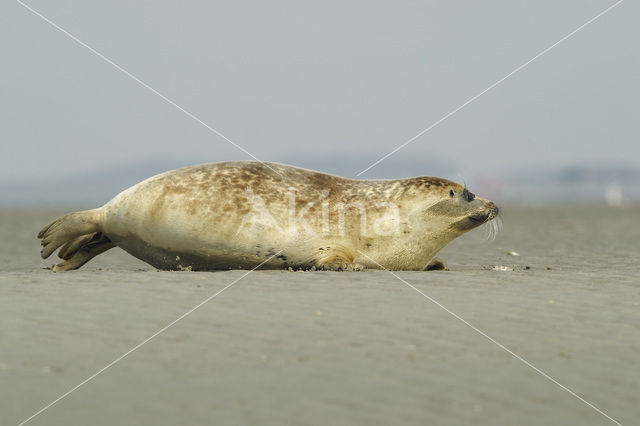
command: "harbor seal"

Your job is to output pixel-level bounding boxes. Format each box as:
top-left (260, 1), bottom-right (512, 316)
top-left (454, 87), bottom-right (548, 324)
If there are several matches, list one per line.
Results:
top-left (38, 161), bottom-right (499, 271)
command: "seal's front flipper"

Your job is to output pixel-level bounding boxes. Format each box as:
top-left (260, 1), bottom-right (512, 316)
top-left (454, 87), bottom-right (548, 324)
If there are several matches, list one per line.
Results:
top-left (425, 257), bottom-right (448, 271)
top-left (316, 260), bottom-right (364, 271)
top-left (52, 233), bottom-right (115, 272)
top-left (313, 245), bottom-right (363, 271)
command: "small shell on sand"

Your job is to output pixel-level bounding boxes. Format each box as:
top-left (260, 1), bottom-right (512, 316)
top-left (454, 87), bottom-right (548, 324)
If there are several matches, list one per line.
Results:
top-left (492, 265), bottom-right (514, 271)
top-left (507, 251), bottom-right (520, 256)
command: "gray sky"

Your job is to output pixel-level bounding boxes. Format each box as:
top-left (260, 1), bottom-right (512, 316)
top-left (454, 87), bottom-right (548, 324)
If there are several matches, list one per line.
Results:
top-left (1, 0), bottom-right (638, 183)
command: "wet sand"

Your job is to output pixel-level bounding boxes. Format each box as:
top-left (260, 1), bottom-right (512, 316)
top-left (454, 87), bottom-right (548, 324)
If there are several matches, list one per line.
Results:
top-left (1, 206), bottom-right (639, 425)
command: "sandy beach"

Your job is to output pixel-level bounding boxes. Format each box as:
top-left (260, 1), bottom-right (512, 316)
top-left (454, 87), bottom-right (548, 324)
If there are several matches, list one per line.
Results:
top-left (1, 205), bottom-right (638, 425)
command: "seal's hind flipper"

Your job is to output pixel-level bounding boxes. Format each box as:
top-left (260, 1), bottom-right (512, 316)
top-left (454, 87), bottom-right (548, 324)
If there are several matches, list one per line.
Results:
top-left (52, 233), bottom-right (115, 272)
top-left (38, 209), bottom-right (103, 260)
top-left (58, 232), bottom-right (101, 260)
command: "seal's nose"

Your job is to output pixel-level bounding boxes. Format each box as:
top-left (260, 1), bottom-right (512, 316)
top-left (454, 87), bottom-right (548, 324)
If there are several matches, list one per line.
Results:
top-left (489, 201), bottom-right (499, 216)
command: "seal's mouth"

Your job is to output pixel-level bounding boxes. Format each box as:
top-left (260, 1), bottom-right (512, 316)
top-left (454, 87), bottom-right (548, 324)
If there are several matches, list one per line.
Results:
top-left (456, 202), bottom-right (500, 232)
top-left (468, 203), bottom-right (499, 225)
top-left (468, 213), bottom-right (488, 224)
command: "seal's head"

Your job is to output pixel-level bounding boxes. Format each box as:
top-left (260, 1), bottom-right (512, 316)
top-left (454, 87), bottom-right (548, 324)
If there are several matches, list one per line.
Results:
top-left (411, 179), bottom-right (499, 241)
top-left (447, 186), bottom-right (499, 232)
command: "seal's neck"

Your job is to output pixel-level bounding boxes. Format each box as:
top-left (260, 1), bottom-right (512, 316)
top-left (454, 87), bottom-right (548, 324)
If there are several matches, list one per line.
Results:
top-left (357, 228), bottom-right (456, 271)
top-left (392, 216), bottom-right (460, 270)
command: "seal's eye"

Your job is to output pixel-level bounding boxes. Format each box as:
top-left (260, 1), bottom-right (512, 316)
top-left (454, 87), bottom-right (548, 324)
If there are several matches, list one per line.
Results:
top-left (463, 189), bottom-right (475, 202)
top-left (449, 189), bottom-right (454, 197)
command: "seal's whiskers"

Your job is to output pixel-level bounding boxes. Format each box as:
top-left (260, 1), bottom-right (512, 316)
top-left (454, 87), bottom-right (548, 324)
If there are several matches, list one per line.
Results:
top-left (484, 214), bottom-right (502, 241)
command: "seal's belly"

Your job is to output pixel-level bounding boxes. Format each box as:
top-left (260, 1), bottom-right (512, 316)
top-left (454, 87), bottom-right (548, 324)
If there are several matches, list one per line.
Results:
top-left (102, 186), bottom-right (314, 270)
top-left (107, 232), bottom-right (288, 270)
top-left (103, 207), bottom-right (299, 270)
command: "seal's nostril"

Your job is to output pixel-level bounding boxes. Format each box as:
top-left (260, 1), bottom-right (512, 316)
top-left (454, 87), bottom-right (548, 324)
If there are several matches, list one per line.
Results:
top-left (484, 201), bottom-right (498, 219)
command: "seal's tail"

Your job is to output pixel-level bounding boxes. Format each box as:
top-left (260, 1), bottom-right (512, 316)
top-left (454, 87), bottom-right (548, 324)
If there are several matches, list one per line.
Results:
top-left (37, 209), bottom-right (104, 260)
